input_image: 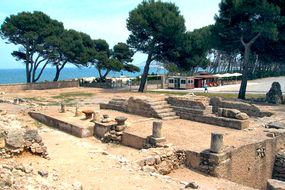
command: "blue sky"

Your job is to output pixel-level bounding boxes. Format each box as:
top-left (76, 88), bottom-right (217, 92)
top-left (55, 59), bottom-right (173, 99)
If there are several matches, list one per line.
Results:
top-left (0, 0), bottom-right (221, 69)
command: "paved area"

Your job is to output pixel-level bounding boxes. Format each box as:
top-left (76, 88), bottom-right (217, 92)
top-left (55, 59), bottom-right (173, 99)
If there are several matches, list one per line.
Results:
top-left (153, 76), bottom-right (285, 94)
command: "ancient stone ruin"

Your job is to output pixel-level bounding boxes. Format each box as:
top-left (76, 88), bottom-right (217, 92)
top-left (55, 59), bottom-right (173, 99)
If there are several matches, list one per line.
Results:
top-left (266, 82), bottom-right (284, 104)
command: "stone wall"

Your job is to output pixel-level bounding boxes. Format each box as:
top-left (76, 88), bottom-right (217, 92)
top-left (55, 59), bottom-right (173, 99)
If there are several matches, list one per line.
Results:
top-left (167, 96), bottom-right (249, 130)
top-left (29, 112), bottom-right (94, 138)
top-left (0, 80), bottom-right (79, 91)
top-left (100, 97), bottom-right (178, 120)
top-left (166, 96), bottom-right (209, 110)
top-left (272, 150), bottom-right (285, 181)
top-left (210, 97), bottom-right (271, 117)
top-left (184, 132), bottom-right (285, 189)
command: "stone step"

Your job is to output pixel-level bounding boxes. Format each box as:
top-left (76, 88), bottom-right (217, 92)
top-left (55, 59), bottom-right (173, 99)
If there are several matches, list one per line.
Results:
top-left (162, 116), bottom-right (180, 120)
top-left (149, 100), bottom-right (168, 106)
top-left (152, 104), bottom-right (171, 110)
top-left (158, 112), bottom-right (177, 118)
top-left (155, 108), bottom-right (174, 114)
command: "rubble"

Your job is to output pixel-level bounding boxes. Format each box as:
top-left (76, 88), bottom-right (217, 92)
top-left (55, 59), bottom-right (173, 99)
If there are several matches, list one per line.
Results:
top-left (0, 162), bottom-right (80, 190)
top-left (0, 113), bottom-right (48, 159)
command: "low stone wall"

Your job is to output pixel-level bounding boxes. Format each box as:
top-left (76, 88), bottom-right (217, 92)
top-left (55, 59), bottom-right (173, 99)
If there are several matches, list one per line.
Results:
top-left (0, 80), bottom-right (79, 91)
top-left (272, 150), bottom-right (285, 181)
top-left (179, 111), bottom-right (249, 130)
top-left (184, 132), bottom-right (285, 189)
top-left (100, 97), bottom-right (179, 120)
top-left (167, 96), bottom-right (248, 130)
top-left (210, 97), bottom-right (271, 117)
top-left (29, 112), bottom-right (94, 138)
top-left (166, 96), bottom-right (209, 110)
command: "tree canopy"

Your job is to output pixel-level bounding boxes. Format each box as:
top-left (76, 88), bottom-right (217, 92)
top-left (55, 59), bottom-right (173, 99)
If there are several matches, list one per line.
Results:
top-left (127, 0), bottom-right (186, 92)
top-left (0, 11), bottom-right (64, 82)
top-left (88, 39), bottom-right (139, 81)
top-left (214, 0), bottom-right (282, 99)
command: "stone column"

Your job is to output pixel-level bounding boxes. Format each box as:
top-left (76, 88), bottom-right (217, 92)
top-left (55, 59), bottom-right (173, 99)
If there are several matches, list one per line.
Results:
top-left (115, 116), bottom-right (127, 126)
top-left (93, 111), bottom-right (101, 122)
top-left (74, 105), bottom-right (80, 117)
top-left (152, 121), bottom-right (163, 138)
top-left (210, 133), bottom-right (224, 153)
top-left (150, 121), bottom-right (165, 146)
top-left (59, 103), bottom-right (65, 113)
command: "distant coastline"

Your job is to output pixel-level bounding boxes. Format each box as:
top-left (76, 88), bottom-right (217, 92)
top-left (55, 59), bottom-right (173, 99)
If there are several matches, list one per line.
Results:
top-left (0, 66), bottom-right (167, 84)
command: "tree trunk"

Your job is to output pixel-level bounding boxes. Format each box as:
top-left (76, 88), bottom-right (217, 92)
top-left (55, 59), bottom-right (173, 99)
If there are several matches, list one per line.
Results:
top-left (238, 45), bottom-right (250, 99)
top-left (238, 33), bottom-right (260, 99)
top-left (53, 66), bottom-right (60, 82)
top-left (26, 63), bottom-right (31, 83)
top-left (53, 62), bottom-right (67, 81)
top-left (138, 53), bottom-right (152, 92)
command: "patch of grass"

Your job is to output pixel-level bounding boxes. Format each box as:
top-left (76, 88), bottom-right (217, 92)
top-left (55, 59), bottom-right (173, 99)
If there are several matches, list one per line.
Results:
top-left (52, 92), bottom-right (94, 99)
top-left (23, 97), bottom-right (46, 102)
top-left (147, 90), bottom-right (265, 100)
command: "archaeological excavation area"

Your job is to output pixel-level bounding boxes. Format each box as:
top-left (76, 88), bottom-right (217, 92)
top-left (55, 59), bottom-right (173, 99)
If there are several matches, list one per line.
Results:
top-left (0, 86), bottom-right (285, 190)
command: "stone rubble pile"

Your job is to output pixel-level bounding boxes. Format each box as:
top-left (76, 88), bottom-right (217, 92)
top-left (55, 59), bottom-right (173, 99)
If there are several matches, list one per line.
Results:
top-left (273, 150), bottom-right (285, 181)
top-left (136, 148), bottom-right (186, 175)
top-left (0, 162), bottom-right (82, 190)
top-left (216, 108), bottom-right (249, 120)
top-left (101, 116), bottom-right (127, 144)
top-left (0, 112), bottom-right (48, 159)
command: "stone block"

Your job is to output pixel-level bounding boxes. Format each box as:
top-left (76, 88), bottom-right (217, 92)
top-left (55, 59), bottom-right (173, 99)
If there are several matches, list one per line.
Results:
top-left (267, 179), bottom-right (285, 190)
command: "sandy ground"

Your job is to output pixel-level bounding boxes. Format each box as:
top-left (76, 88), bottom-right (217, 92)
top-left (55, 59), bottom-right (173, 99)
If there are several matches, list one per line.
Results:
top-left (2, 86), bottom-right (285, 189)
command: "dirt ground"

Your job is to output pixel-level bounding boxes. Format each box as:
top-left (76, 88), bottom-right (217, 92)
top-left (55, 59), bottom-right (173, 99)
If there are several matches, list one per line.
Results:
top-left (1, 87), bottom-right (285, 189)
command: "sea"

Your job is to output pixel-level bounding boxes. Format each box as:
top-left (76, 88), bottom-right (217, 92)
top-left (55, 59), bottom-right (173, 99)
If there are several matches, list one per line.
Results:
top-left (0, 66), bottom-right (167, 84)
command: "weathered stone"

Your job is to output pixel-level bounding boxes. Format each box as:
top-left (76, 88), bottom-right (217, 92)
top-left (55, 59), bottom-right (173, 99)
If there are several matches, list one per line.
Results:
top-left (152, 121), bottom-right (163, 138)
top-left (266, 82), bottom-right (283, 104)
top-left (146, 156), bottom-right (156, 166)
top-left (267, 122), bottom-right (285, 130)
top-left (267, 179), bottom-right (285, 190)
top-left (101, 118), bottom-right (111, 123)
top-left (5, 129), bottom-right (25, 150)
top-left (0, 137), bottom-right (5, 149)
top-left (59, 103), bottom-right (65, 113)
top-left (154, 155), bottom-right (161, 164)
top-left (115, 125), bottom-right (126, 132)
top-left (23, 129), bottom-right (42, 143)
top-left (185, 182), bottom-right (199, 189)
top-left (210, 133), bottom-right (224, 153)
top-left (103, 114), bottom-right (109, 119)
top-left (142, 165), bottom-right (156, 173)
top-left (38, 170), bottom-right (48, 177)
top-left (236, 113), bottom-right (249, 120)
top-left (210, 97), bottom-right (266, 117)
top-left (74, 106), bottom-right (81, 117)
top-left (115, 116), bottom-right (127, 125)
top-left (92, 111), bottom-right (100, 121)
top-left (217, 108), bottom-right (249, 120)
top-left (157, 160), bottom-right (173, 175)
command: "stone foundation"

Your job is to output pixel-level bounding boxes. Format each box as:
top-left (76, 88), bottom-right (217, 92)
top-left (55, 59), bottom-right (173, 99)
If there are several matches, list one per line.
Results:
top-left (184, 132), bottom-right (285, 189)
top-left (210, 97), bottom-right (272, 117)
top-left (167, 96), bottom-right (249, 130)
top-left (100, 97), bottom-right (179, 120)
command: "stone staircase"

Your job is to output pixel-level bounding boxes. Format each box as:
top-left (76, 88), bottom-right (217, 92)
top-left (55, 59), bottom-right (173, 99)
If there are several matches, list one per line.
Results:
top-left (100, 97), bottom-right (179, 120)
top-left (147, 99), bottom-right (180, 120)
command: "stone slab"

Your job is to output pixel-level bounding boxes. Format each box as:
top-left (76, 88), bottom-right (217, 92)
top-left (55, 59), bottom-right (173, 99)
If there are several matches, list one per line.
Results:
top-left (267, 179), bottom-right (285, 190)
top-left (121, 132), bottom-right (146, 149)
top-left (29, 112), bottom-right (94, 138)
